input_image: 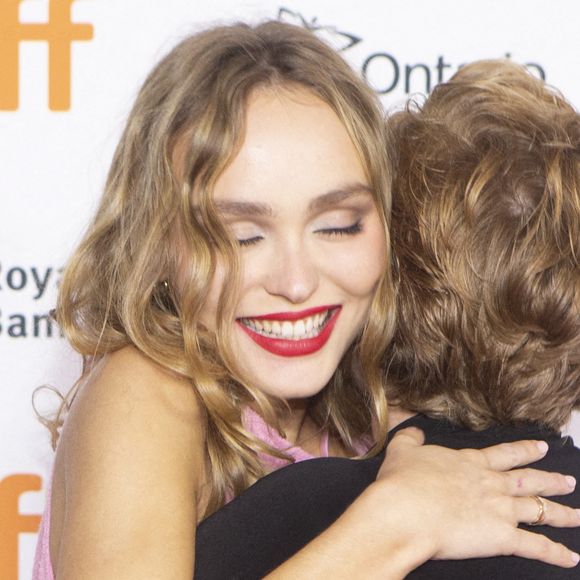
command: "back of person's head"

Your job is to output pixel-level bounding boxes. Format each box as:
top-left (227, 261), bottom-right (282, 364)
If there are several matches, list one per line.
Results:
top-left (387, 60), bottom-right (580, 430)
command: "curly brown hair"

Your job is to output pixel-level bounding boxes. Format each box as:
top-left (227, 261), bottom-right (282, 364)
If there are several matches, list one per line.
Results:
top-left (386, 60), bottom-right (580, 431)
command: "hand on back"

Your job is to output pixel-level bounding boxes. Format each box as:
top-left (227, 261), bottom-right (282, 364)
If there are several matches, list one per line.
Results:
top-left (375, 428), bottom-right (580, 568)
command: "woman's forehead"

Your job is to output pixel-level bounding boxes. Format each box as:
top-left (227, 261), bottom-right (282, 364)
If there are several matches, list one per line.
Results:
top-left (210, 86), bottom-right (368, 212)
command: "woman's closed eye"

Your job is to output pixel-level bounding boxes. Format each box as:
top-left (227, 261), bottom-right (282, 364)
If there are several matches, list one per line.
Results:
top-left (315, 220), bottom-right (363, 238)
top-left (311, 205), bottom-right (369, 239)
top-left (238, 235), bottom-right (264, 247)
top-left (229, 222), bottom-right (265, 247)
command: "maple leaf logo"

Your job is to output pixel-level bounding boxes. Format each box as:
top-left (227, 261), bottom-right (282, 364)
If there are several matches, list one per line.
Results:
top-left (277, 7), bottom-right (362, 52)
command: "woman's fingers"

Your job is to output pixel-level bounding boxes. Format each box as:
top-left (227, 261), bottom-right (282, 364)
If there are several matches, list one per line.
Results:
top-left (511, 529), bottom-right (580, 568)
top-left (504, 468), bottom-right (577, 497)
top-left (514, 496), bottom-right (580, 528)
top-left (375, 437), bottom-right (580, 567)
top-left (475, 440), bottom-right (549, 471)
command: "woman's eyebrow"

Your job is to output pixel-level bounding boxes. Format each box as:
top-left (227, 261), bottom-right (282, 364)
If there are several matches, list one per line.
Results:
top-left (213, 201), bottom-right (273, 217)
top-left (307, 183), bottom-right (373, 213)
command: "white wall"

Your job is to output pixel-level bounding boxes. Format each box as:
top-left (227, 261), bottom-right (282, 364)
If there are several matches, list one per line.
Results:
top-left (1, 2), bottom-right (579, 578)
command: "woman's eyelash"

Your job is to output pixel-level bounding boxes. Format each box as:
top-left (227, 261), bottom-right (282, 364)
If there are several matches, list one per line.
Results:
top-left (318, 221), bottom-right (363, 237)
top-left (238, 236), bottom-right (263, 247)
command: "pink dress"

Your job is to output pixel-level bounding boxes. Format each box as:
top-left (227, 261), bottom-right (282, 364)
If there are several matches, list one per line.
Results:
top-left (31, 407), bottom-right (337, 579)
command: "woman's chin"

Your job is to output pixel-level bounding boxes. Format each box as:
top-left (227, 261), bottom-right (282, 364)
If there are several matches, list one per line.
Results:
top-left (250, 376), bottom-right (331, 401)
top-left (232, 329), bottom-right (344, 400)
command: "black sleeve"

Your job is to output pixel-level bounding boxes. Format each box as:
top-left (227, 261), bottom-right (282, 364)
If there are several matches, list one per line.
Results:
top-left (194, 455), bottom-right (381, 579)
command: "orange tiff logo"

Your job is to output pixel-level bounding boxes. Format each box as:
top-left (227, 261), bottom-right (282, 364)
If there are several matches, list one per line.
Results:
top-left (0, 474), bottom-right (42, 580)
top-left (0, 0), bottom-right (93, 110)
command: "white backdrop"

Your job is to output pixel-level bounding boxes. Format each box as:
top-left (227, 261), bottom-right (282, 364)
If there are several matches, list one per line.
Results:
top-left (1, 2), bottom-right (579, 578)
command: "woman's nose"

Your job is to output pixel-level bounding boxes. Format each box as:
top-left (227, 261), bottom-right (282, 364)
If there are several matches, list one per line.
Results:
top-left (263, 242), bottom-right (320, 304)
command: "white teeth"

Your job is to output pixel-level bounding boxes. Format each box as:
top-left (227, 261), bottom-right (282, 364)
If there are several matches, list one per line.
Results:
top-left (294, 320), bottom-right (305, 337)
top-left (241, 309), bottom-right (334, 340)
top-left (281, 321), bottom-right (293, 338)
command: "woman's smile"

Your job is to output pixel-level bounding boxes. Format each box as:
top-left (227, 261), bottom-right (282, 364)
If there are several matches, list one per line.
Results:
top-left (237, 305), bottom-right (341, 356)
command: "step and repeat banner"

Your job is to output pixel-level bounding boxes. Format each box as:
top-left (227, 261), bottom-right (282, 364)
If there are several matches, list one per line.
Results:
top-left (1, 1), bottom-right (579, 578)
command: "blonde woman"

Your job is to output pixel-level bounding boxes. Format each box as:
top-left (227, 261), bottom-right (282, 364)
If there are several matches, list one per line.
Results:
top-left (33, 25), bottom-right (580, 580)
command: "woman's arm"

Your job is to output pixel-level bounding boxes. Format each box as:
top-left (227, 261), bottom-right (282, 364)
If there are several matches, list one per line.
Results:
top-left (55, 347), bottom-right (206, 580)
top-left (266, 429), bottom-right (579, 579)
top-left (264, 479), bottom-right (428, 578)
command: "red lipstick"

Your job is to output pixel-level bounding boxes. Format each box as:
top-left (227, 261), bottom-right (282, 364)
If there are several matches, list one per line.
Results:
top-left (237, 305), bottom-right (341, 357)
top-left (253, 305), bottom-right (335, 321)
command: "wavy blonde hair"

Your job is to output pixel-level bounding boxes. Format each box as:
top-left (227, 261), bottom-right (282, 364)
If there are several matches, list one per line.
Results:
top-left (50, 21), bottom-right (395, 517)
top-left (387, 60), bottom-right (580, 430)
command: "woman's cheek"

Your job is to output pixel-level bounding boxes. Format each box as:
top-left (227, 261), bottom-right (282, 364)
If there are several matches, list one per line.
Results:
top-left (238, 244), bottom-right (276, 289)
top-left (331, 235), bottom-right (387, 295)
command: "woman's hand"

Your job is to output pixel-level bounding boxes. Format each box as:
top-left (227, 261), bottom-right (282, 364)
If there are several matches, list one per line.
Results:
top-left (375, 427), bottom-right (580, 569)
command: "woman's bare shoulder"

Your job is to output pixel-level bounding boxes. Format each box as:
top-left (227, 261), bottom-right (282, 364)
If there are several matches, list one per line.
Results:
top-left (55, 346), bottom-right (205, 579)
top-left (60, 345), bottom-right (206, 480)
top-left (65, 345), bottom-right (202, 428)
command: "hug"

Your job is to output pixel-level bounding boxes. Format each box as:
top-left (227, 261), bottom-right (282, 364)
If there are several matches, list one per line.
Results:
top-left (33, 21), bottom-right (580, 579)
